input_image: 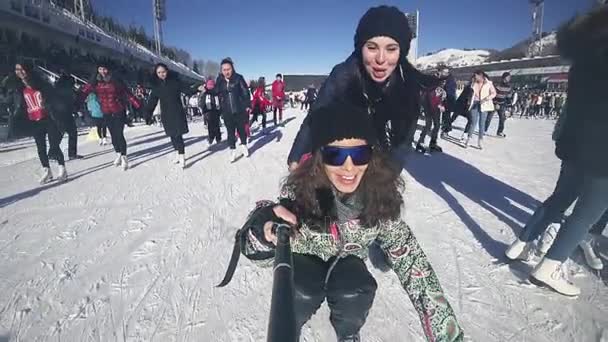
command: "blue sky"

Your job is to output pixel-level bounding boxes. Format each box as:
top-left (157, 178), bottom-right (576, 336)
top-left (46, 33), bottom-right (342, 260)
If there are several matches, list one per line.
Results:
top-left (92, 0), bottom-right (593, 80)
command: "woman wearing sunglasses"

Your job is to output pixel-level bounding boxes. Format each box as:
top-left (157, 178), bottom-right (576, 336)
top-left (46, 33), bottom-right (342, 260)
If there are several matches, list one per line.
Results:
top-left (237, 102), bottom-right (463, 341)
top-left (287, 5), bottom-right (439, 171)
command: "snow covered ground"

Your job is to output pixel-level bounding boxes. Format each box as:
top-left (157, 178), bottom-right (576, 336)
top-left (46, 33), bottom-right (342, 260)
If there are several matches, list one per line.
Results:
top-left (0, 108), bottom-right (606, 341)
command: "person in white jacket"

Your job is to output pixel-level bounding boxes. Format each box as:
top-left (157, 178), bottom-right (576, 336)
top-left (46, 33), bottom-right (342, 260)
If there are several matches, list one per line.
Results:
top-left (465, 70), bottom-right (496, 149)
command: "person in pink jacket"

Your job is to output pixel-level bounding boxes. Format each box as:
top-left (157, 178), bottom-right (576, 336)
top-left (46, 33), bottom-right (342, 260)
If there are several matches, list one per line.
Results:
top-left (465, 70), bottom-right (496, 150)
top-left (271, 73), bottom-right (286, 125)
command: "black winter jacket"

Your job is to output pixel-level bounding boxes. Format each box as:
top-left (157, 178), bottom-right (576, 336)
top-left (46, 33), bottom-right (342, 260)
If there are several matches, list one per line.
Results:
top-left (53, 74), bottom-right (77, 118)
top-left (288, 52), bottom-right (437, 164)
top-left (145, 74), bottom-right (199, 137)
top-left (6, 73), bottom-right (69, 137)
top-left (554, 6), bottom-right (608, 177)
top-left (215, 72), bottom-right (250, 116)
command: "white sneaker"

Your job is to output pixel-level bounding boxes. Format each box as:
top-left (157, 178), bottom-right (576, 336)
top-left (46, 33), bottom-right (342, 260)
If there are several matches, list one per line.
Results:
top-left (56, 165), bottom-right (68, 182)
top-left (178, 154), bottom-right (186, 169)
top-left (102, 137), bottom-right (108, 146)
top-left (537, 223), bottom-right (560, 257)
top-left (173, 152), bottom-right (181, 164)
top-left (580, 236), bottom-right (603, 270)
top-left (113, 154), bottom-right (122, 167)
top-left (530, 258), bottom-right (580, 296)
top-left (230, 149), bottom-right (238, 162)
top-left (39, 167), bottom-right (53, 184)
top-left (240, 144), bottom-right (249, 157)
top-left (120, 156), bottom-right (128, 170)
top-left (99, 139), bottom-right (103, 146)
top-left (463, 137), bottom-right (470, 149)
top-left (505, 238), bottom-right (534, 261)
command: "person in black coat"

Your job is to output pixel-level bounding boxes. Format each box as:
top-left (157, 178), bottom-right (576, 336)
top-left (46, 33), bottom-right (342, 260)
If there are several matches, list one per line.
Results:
top-left (443, 76), bottom-right (475, 138)
top-left (505, 5), bottom-right (608, 296)
top-left (6, 62), bottom-right (69, 183)
top-left (287, 6), bottom-right (439, 170)
top-left (215, 57), bottom-right (251, 162)
top-left (145, 63), bottom-right (203, 168)
top-left (54, 69), bottom-right (82, 160)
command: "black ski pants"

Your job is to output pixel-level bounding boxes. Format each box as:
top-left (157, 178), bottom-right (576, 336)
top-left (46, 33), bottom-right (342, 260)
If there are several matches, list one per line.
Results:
top-left (170, 135), bottom-right (185, 154)
top-left (418, 108), bottom-right (441, 145)
top-left (32, 119), bottom-right (65, 167)
top-left (106, 113), bottom-right (127, 155)
top-left (250, 105), bottom-right (267, 129)
top-left (94, 117), bottom-right (107, 138)
top-left (65, 113), bottom-right (78, 157)
top-left (293, 254), bottom-right (377, 340)
top-left (223, 112), bottom-right (247, 149)
top-left (206, 110), bottom-right (222, 143)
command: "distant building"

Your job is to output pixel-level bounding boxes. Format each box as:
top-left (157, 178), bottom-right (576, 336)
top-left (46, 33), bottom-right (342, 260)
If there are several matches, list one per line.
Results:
top-left (282, 75), bottom-right (327, 92)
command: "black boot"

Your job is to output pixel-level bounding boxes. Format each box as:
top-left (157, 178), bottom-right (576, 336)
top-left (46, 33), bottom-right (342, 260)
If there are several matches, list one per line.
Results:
top-left (415, 143), bottom-right (426, 153)
top-left (338, 334), bottom-right (361, 342)
top-left (429, 143), bottom-right (443, 153)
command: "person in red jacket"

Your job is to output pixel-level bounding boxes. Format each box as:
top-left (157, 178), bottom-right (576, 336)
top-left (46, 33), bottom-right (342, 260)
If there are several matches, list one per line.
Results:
top-left (78, 64), bottom-right (141, 170)
top-left (250, 77), bottom-right (272, 133)
top-left (271, 73), bottom-right (285, 125)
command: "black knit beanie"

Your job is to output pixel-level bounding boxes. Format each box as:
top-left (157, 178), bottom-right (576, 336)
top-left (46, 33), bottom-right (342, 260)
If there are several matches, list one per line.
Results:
top-left (354, 6), bottom-right (413, 61)
top-left (310, 102), bottom-right (377, 152)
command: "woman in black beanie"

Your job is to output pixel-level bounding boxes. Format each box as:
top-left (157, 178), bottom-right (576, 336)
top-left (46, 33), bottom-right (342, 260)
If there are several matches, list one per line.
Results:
top-left (287, 5), bottom-right (439, 170)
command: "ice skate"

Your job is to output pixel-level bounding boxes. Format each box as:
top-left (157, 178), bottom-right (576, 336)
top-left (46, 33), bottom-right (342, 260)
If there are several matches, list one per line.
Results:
top-left (56, 165), bottom-right (68, 182)
top-left (530, 258), bottom-right (580, 297)
top-left (39, 167), bottom-right (53, 184)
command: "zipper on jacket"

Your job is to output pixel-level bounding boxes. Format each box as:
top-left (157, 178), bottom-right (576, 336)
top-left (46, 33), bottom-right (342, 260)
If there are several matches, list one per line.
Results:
top-left (323, 222), bottom-right (346, 289)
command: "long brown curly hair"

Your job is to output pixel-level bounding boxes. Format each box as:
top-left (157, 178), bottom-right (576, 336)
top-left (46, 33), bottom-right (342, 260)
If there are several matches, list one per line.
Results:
top-left (283, 148), bottom-right (404, 230)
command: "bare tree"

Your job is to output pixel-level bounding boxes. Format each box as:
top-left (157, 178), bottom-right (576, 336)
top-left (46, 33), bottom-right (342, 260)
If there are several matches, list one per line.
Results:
top-left (204, 61), bottom-right (220, 78)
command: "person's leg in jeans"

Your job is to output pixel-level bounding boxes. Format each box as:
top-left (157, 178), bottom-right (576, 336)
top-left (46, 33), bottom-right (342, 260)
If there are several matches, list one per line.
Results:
top-left (467, 107), bottom-right (480, 141)
top-left (326, 255), bottom-right (377, 339)
top-left (478, 111), bottom-right (488, 147)
top-left (429, 110), bottom-right (441, 147)
top-left (590, 209), bottom-right (608, 236)
top-left (545, 175), bottom-right (608, 262)
top-left (293, 254), bottom-right (327, 337)
top-left (519, 162), bottom-right (581, 243)
top-left (497, 106), bottom-right (507, 136)
top-left (485, 110), bottom-right (495, 133)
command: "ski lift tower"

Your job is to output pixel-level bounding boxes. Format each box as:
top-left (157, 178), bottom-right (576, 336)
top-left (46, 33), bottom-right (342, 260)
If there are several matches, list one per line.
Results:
top-left (73, 0), bottom-right (91, 21)
top-left (405, 10), bottom-right (419, 63)
top-left (528, 0), bottom-right (545, 57)
top-left (153, 0), bottom-right (166, 55)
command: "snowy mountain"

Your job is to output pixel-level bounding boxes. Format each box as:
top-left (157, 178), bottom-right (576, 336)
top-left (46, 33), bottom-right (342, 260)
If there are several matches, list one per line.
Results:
top-left (416, 31), bottom-right (559, 70)
top-left (415, 49), bottom-right (491, 70)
